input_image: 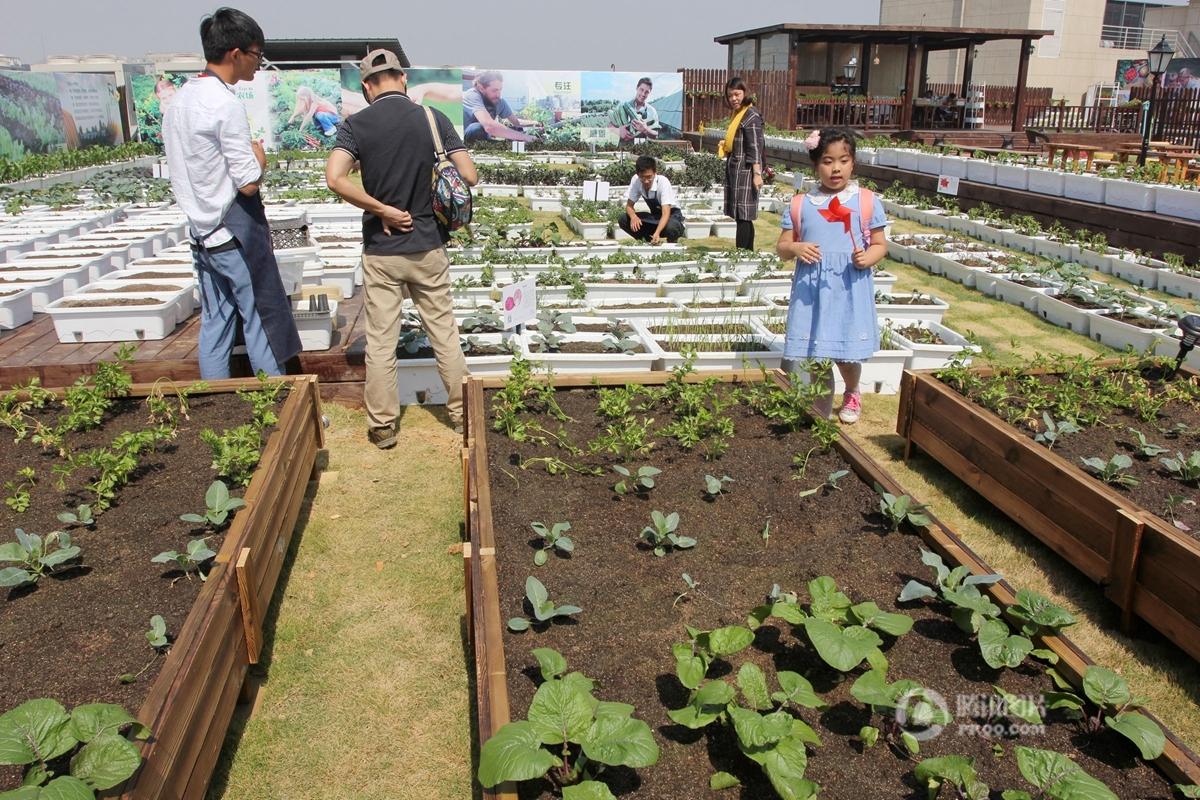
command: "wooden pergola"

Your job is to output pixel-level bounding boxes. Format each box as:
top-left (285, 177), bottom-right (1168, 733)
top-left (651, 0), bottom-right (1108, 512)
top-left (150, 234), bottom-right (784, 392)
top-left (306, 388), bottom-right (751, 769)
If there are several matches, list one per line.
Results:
top-left (714, 24), bottom-right (1052, 131)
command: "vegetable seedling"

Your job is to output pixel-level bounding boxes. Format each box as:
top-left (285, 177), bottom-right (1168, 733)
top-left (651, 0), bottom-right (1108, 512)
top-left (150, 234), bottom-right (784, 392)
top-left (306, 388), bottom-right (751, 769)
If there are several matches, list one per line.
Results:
top-left (179, 479), bottom-right (246, 529)
top-left (531, 521), bottom-right (573, 566)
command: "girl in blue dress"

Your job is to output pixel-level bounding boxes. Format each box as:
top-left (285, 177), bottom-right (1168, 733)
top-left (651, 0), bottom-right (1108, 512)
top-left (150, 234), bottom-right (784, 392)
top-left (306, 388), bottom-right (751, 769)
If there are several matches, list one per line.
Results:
top-left (776, 128), bottom-right (889, 424)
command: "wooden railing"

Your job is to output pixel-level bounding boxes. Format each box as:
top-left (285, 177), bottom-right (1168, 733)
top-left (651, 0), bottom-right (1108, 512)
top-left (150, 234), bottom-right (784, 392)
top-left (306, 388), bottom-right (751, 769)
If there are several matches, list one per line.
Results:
top-left (1024, 87), bottom-right (1200, 147)
top-left (794, 97), bottom-right (906, 131)
top-left (680, 68), bottom-right (792, 131)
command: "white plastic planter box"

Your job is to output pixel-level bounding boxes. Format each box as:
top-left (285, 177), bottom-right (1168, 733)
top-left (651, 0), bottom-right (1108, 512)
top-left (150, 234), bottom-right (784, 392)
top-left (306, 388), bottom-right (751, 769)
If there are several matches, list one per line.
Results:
top-left (917, 153), bottom-right (943, 175)
top-left (1110, 257), bottom-right (1162, 291)
top-left (873, 271), bottom-right (898, 293)
top-left (936, 257), bottom-right (990, 288)
top-left (994, 163), bottom-right (1029, 190)
top-left (874, 293), bottom-right (949, 325)
top-left (1037, 290), bottom-right (1109, 336)
top-left (19, 250), bottom-right (116, 281)
top-left (291, 298), bottom-right (337, 351)
top-left (274, 246), bottom-right (320, 295)
top-left (579, 281), bottom-right (660, 302)
top-left (0, 287), bottom-right (34, 329)
top-left (947, 216), bottom-right (981, 238)
top-left (710, 218), bottom-right (737, 238)
top-left (1032, 238), bottom-right (1078, 263)
top-left (990, 275), bottom-right (1055, 312)
top-left (974, 224), bottom-right (1011, 247)
top-left (320, 260), bottom-right (358, 299)
top-left (0, 275), bottom-right (64, 312)
top-left (682, 219), bottom-right (713, 239)
top-left (77, 279), bottom-right (195, 324)
top-left (528, 195), bottom-right (564, 213)
top-left (1103, 179), bottom-right (1156, 212)
top-left (660, 277), bottom-right (741, 303)
top-left (965, 159), bottom-right (997, 184)
top-left (884, 320), bottom-right (979, 371)
top-left (646, 330), bottom-right (782, 372)
top-left (897, 150), bottom-right (921, 172)
top-left (0, 263), bottom-right (92, 295)
top-left (1156, 270), bottom-right (1200, 300)
top-left (876, 148), bottom-right (899, 167)
top-left (523, 330), bottom-right (657, 373)
top-left (1153, 332), bottom-right (1200, 371)
top-left (1076, 247), bottom-right (1118, 272)
top-left (1062, 173), bottom-right (1106, 204)
top-left (451, 285), bottom-right (497, 307)
top-left (1153, 185), bottom-right (1200, 222)
top-left (677, 300), bottom-right (773, 320)
top-left (44, 293), bottom-right (181, 342)
top-left (476, 184), bottom-right (521, 197)
top-left (1026, 168), bottom-right (1065, 197)
top-left (1089, 311), bottom-right (1173, 353)
top-left (564, 214), bottom-right (611, 241)
top-left (940, 156), bottom-right (969, 179)
top-left (740, 274), bottom-right (793, 299)
top-left (583, 298), bottom-right (683, 326)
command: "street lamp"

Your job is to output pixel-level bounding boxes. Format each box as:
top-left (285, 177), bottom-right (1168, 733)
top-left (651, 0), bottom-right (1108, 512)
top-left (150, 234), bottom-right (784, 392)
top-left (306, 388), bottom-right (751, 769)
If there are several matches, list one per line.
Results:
top-left (1138, 35), bottom-right (1175, 166)
top-left (834, 57), bottom-right (859, 97)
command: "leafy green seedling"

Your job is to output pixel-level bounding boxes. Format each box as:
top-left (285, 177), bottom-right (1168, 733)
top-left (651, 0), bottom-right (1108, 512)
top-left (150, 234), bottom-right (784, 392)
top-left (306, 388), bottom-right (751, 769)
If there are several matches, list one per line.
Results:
top-left (602, 334), bottom-right (641, 355)
top-left (874, 482), bottom-right (931, 530)
top-left (1080, 454), bottom-right (1138, 487)
top-left (1127, 428), bottom-right (1169, 458)
top-left (4, 465), bottom-right (35, 512)
top-left (507, 576), bottom-right (582, 632)
top-left (703, 474), bottom-right (732, 499)
top-left (1007, 588), bottom-right (1077, 638)
top-left (798, 469), bottom-right (850, 498)
top-left (146, 615), bottom-right (168, 649)
top-left (641, 511), bottom-right (695, 556)
top-left (1160, 451), bottom-right (1200, 483)
top-left (1005, 746), bottom-right (1117, 800)
top-left (914, 755), bottom-right (989, 800)
top-left (612, 464), bottom-right (660, 495)
top-left (1041, 665), bottom-right (1165, 760)
top-left (57, 504), bottom-right (95, 529)
top-left (852, 668), bottom-right (950, 758)
top-left (477, 648), bottom-right (658, 791)
top-left (0, 529), bottom-right (81, 588)
top-left (1035, 413), bottom-right (1080, 451)
top-left (179, 479), bottom-right (246, 529)
top-left (152, 537), bottom-right (217, 581)
top-left (1164, 494), bottom-right (1196, 532)
top-left (531, 521), bottom-right (573, 566)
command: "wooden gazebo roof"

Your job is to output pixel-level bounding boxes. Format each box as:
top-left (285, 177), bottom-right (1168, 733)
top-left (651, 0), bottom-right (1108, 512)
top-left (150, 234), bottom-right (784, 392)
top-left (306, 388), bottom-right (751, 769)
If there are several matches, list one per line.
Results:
top-left (715, 24), bottom-right (1052, 51)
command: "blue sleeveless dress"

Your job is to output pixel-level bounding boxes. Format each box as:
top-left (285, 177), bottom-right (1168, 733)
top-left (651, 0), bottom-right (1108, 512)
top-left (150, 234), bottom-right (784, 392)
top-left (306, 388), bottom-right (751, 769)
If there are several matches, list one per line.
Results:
top-left (779, 187), bottom-right (884, 362)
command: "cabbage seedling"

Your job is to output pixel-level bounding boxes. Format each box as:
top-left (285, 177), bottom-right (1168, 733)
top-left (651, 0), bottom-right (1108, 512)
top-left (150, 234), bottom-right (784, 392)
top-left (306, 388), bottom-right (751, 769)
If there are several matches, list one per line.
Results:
top-left (0, 529), bottom-right (82, 588)
top-left (180, 480), bottom-right (246, 530)
top-left (531, 521), bottom-right (573, 566)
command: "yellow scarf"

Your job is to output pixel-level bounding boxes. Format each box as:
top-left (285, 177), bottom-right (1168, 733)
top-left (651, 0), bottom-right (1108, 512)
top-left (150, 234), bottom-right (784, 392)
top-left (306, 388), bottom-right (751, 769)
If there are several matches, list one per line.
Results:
top-left (718, 104), bottom-right (751, 159)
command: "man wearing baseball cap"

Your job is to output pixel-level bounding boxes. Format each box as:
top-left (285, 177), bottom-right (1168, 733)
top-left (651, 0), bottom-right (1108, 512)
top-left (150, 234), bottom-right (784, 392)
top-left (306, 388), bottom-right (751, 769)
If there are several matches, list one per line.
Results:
top-left (325, 50), bottom-right (478, 449)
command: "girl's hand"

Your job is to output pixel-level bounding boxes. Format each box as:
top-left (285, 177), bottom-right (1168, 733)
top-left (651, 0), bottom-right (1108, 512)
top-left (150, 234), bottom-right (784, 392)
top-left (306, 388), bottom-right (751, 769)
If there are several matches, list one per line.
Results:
top-left (793, 242), bottom-right (821, 264)
top-left (851, 249), bottom-right (873, 268)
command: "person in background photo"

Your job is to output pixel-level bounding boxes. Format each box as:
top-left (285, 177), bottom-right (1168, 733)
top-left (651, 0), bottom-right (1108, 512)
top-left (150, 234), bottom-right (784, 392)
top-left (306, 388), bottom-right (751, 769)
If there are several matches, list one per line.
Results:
top-left (155, 76), bottom-right (178, 115)
top-left (609, 77), bottom-right (660, 142)
top-left (718, 76), bottom-right (765, 251)
top-left (462, 71), bottom-right (536, 143)
top-left (162, 6), bottom-right (300, 380)
top-left (618, 156), bottom-right (683, 244)
top-left (326, 50), bottom-right (479, 449)
top-left (288, 85), bottom-right (341, 136)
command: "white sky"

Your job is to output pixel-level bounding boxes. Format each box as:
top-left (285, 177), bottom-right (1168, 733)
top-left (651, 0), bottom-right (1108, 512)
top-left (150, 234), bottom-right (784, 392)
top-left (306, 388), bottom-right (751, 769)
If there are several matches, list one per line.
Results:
top-left (2, 0), bottom-right (881, 70)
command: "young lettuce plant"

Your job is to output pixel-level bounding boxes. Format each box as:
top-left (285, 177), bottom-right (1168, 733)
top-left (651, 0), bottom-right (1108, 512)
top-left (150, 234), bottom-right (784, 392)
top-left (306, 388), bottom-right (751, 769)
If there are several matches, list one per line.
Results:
top-left (0, 529), bottom-right (82, 588)
top-left (703, 474), bottom-right (732, 499)
top-left (477, 648), bottom-right (659, 793)
top-left (4, 466), bottom-right (36, 512)
top-left (1080, 454), bottom-right (1138, 488)
top-left (1127, 428), bottom-right (1169, 458)
top-left (1007, 588), bottom-right (1077, 640)
top-left (852, 668), bottom-right (951, 758)
top-left (179, 479), bottom-right (246, 530)
top-left (152, 537), bottom-right (217, 582)
top-left (1034, 414), bottom-right (1080, 451)
top-left (1160, 450), bottom-right (1200, 483)
top-left (914, 755), bottom-right (990, 800)
top-left (1002, 745), bottom-right (1117, 800)
top-left (57, 504), bottom-right (95, 529)
top-left (641, 511), bottom-right (695, 556)
top-left (531, 521), bottom-right (573, 566)
top-left (612, 465), bottom-right (660, 496)
top-left (873, 482), bottom-right (931, 530)
top-left (667, 623), bottom-right (825, 800)
top-left (507, 576), bottom-right (582, 631)
top-left (798, 470), bottom-right (850, 498)
top-left (1041, 665), bottom-right (1166, 760)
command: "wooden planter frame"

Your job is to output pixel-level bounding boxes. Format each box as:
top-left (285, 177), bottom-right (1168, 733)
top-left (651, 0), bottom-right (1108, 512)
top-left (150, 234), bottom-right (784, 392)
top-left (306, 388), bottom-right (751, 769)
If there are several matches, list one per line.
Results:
top-left (897, 365), bottom-right (1200, 665)
top-left (462, 370), bottom-right (1200, 800)
top-left (32, 375), bottom-right (330, 798)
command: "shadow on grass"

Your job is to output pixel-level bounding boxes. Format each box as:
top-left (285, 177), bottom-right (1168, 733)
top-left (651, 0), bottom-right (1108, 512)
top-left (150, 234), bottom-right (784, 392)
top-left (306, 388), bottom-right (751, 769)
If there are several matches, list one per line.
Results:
top-left (206, 449), bottom-right (325, 799)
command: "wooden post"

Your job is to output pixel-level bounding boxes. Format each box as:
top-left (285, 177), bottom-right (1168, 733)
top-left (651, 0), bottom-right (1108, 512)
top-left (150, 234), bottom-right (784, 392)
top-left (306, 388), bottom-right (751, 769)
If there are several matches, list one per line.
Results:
top-left (1013, 37), bottom-right (1032, 132)
top-left (858, 42), bottom-right (871, 98)
top-left (901, 37), bottom-right (920, 130)
top-left (787, 33), bottom-right (799, 130)
top-left (961, 42), bottom-right (976, 129)
top-left (234, 547), bottom-right (262, 665)
top-left (1108, 510), bottom-right (1146, 634)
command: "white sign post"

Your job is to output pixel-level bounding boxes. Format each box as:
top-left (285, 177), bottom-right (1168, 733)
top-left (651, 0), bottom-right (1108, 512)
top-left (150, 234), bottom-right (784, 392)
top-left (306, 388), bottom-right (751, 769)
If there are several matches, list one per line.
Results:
top-left (936, 174), bottom-right (960, 196)
top-left (582, 180), bottom-right (610, 202)
top-left (500, 277), bottom-right (537, 330)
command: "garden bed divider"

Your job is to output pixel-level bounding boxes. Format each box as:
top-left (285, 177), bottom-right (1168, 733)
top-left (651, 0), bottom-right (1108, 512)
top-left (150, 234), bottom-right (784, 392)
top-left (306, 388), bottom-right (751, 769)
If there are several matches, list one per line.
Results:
top-left (896, 364), bottom-right (1200, 667)
top-left (67, 373), bottom-right (329, 799)
top-left (462, 369), bottom-right (1200, 797)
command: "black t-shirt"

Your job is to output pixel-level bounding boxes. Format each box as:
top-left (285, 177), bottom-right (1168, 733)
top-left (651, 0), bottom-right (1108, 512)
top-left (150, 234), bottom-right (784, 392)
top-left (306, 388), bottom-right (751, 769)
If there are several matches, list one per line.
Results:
top-left (333, 92), bottom-right (466, 255)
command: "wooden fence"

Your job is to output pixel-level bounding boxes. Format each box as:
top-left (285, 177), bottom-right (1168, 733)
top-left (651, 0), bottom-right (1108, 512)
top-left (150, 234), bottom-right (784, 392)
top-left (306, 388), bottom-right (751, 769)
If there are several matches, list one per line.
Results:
top-left (1132, 85), bottom-right (1200, 147)
top-left (927, 83), bottom-right (1054, 126)
top-left (795, 97), bottom-right (905, 131)
top-left (680, 68), bottom-right (791, 131)
top-left (1021, 88), bottom-right (1199, 146)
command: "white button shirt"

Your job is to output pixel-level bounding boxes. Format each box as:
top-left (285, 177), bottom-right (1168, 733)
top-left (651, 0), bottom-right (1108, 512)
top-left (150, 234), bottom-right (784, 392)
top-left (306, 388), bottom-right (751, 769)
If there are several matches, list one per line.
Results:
top-left (626, 173), bottom-right (677, 208)
top-left (162, 74), bottom-right (261, 247)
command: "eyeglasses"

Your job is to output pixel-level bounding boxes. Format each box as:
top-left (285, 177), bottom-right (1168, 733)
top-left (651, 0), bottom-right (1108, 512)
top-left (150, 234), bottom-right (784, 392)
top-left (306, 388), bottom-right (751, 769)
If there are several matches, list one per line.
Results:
top-left (242, 48), bottom-right (265, 63)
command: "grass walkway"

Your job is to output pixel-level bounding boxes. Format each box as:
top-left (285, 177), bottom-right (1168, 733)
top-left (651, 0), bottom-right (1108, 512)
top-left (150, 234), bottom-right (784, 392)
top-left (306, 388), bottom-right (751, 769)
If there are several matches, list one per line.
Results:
top-left (210, 213), bottom-right (1200, 799)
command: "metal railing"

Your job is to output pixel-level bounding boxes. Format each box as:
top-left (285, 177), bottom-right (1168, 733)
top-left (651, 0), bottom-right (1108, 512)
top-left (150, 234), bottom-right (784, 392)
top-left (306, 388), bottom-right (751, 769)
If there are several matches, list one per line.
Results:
top-left (1100, 25), bottom-right (1195, 58)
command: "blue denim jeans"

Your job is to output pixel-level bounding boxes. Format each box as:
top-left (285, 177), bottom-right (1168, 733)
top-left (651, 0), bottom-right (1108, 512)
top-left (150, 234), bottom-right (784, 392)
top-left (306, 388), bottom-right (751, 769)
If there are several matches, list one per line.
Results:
top-left (193, 244), bottom-right (283, 379)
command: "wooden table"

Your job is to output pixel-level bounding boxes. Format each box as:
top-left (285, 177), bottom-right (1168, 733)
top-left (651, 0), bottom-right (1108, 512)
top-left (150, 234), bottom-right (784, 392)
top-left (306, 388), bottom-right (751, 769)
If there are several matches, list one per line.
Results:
top-left (1044, 142), bottom-right (1102, 172)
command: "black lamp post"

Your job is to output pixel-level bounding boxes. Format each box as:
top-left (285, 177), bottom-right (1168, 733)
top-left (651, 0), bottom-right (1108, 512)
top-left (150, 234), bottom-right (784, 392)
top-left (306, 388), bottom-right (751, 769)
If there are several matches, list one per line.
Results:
top-left (834, 57), bottom-right (859, 97)
top-left (1138, 35), bottom-right (1175, 167)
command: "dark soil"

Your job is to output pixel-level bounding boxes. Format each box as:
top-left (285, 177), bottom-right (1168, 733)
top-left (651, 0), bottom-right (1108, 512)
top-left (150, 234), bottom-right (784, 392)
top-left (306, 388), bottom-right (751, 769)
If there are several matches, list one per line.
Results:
top-left (465, 345), bottom-right (518, 357)
top-left (955, 258), bottom-right (993, 268)
top-left (589, 279), bottom-right (657, 285)
top-left (483, 386), bottom-right (1175, 799)
top-left (896, 325), bottom-right (945, 345)
top-left (0, 290), bottom-right (22, 297)
top-left (575, 324), bottom-right (634, 335)
top-left (397, 347), bottom-right (436, 360)
top-left (683, 301), bottom-right (766, 309)
top-left (0, 390), bottom-right (280, 791)
top-left (90, 284), bottom-right (186, 293)
top-left (116, 272), bottom-right (193, 280)
top-left (1056, 293), bottom-right (1109, 311)
top-left (530, 342), bottom-right (644, 355)
top-left (1110, 313), bottom-right (1173, 331)
top-left (57, 297), bottom-right (165, 308)
top-left (765, 322), bottom-right (787, 335)
top-left (878, 296), bottom-right (938, 307)
top-left (592, 303), bottom-right (677, 310)
top-left (669, 278), bottom-right (736, 285)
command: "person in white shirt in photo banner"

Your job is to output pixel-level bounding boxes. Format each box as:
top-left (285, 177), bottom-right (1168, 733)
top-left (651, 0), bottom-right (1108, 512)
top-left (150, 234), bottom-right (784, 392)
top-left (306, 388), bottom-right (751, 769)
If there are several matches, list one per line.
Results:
top-left (617, 156), bottom-right (684, 244)
top-left (163, 6), bottom-right (300, 380)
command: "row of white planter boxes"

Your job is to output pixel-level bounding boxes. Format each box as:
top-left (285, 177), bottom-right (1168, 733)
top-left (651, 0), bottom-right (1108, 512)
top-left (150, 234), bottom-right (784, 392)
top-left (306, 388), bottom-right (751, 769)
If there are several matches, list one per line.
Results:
top-left (0, 204), bottom-right (132, 261)
top-left (560, 209), bottom-right (737, 241)
top-left (883, 200), bottom-right (1200, 300)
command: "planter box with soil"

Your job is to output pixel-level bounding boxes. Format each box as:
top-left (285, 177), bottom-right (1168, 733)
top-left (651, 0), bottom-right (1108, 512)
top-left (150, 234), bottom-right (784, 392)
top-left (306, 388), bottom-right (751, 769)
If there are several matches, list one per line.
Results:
top-left (1037, 288), bottom-right (1112, 336)
top-left (659, 275), bottom-right (741, 303)
top-left (1063, 172), bottom-right (1107, 204)
top-left (522, 329), bottom-right (657, 373)
top-left (897, 359), bottom-right (1200, 663)
top-left (44, 293), bottom-right (184, 343)
top-left (882, 319), bottom-right (979, 371)
top-left (1088, 310), bottom-right (1176, 353)
top-left (1153, 185), bottom-right (1200, 222)
top-left (1104, 179), bottom-right (1156, 212)
top-left (0, 371), bottom-right (324, 799)
top-left (1156, 269), bottom-right (1200, 301)
top-left (0, 286), bottom-right (34, 329)
top-left (467, 367), bottom-right (1200, 800)
top-left (874, 292), bottom-right (949, 325)
top-left (990, 275), bottom-right (1057, 313)
top-left (647, 324), bottom-right (781, 371)
top-left (1111, 256), bottom-right (1164, 291)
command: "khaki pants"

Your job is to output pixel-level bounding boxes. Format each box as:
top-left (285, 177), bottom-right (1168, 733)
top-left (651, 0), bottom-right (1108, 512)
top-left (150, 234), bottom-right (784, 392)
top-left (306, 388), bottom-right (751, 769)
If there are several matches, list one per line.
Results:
top-left (362, 249), bottom-right (467, 430)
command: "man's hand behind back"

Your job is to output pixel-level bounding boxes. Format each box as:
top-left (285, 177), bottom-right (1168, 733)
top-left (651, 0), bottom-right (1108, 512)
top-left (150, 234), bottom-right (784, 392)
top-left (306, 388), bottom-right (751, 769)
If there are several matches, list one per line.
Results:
top-left (379, 205), bottom-right (413, 235)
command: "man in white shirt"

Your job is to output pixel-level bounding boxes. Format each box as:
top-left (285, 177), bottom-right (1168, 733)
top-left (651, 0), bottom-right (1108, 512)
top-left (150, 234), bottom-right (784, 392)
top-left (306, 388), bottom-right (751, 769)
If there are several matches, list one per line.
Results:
top-left (617, 156), bottom-right (684, 244)
top-left (163, 7), bottom-right (300, 379)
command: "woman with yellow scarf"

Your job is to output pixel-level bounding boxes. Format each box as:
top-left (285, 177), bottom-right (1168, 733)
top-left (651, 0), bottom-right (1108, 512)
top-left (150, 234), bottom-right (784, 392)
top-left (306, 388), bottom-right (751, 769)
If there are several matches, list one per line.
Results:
top-left (719, 76), bottom-right (766, 251)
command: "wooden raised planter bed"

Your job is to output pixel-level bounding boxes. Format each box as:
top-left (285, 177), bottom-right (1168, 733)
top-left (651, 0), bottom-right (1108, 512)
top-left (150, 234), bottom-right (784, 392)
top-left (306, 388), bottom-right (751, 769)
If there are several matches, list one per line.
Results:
top-left (114, 375), bottom-right (325, 798)
top-left (896, 366), bottom-right (1200, 665)
top-left (462, 369), bottom-right (1200, 799)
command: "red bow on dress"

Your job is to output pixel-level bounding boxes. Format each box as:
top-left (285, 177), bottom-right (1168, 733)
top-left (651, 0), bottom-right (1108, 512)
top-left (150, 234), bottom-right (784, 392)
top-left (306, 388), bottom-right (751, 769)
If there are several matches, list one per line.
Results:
top-left (818, 196), bottom-right (860, 252)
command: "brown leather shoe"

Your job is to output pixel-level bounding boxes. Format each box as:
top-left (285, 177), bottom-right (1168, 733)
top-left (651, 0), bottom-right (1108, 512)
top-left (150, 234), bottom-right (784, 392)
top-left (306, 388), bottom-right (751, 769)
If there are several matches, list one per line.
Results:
top-left (368, 426), bottom-right (396, 449)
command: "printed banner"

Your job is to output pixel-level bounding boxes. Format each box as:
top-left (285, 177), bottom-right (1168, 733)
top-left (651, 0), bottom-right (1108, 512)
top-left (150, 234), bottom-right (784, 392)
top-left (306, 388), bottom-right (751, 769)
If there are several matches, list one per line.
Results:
top-left (0, 69), bottom-right (67, 161)
top-left (55, 73), bottom-right (124, 149)
top-left (1116, 58), bottom-right (1200, 89)
top-left (462, 69), bottom-right (582, 146)
top-left (581, 71), bottom-right (684, 143)
top-left (130, 71), bottom-right (195, 146)
top-left (269, 69), bottom-right (342, 151)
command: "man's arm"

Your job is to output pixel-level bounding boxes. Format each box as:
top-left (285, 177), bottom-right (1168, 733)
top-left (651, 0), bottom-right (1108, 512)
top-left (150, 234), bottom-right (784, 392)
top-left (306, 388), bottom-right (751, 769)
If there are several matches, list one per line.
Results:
top-left (651, 204), bottom-right (671, 242)
top-left (217, 107), bottom-right (263, 196)
top-left (449, 150), bottom-right (478, 186)
top-left (325, 149), bottom-right (412, 234)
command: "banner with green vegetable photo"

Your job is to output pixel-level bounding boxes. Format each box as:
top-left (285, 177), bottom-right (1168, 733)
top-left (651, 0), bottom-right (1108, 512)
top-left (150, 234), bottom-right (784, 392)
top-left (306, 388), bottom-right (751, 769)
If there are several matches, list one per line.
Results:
top-left (0, 69), bottom-right (68, 161)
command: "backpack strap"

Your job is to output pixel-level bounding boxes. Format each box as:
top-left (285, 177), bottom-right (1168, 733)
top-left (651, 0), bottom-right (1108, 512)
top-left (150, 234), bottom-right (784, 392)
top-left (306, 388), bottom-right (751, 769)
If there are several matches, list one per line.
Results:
top-left (423, 106), bottom-right (447, 160)
top-left (789, 193), bottom-right (804, 242)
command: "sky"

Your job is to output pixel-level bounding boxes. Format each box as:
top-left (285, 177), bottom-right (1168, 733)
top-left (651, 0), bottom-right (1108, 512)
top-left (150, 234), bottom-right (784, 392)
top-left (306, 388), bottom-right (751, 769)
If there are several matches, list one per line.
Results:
top-left (2, 0), bottom-right (881, 70)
